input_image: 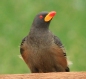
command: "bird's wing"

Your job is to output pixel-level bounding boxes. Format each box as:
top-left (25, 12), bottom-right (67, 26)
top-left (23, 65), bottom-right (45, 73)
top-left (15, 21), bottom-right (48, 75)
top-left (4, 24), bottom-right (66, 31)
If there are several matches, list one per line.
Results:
top-left (54, 36), bottom-right (66, 57)
top-left (20, 37), bottom-right (27, 56)
top-left (53, 35), bottom-right (70, 72)
top-left (20, 37), bottom-right (30, 65)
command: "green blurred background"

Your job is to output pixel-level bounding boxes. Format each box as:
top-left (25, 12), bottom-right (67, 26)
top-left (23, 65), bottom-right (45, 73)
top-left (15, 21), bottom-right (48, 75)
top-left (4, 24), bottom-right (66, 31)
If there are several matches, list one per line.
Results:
top-left (0, 0), bottom-right (86, 74)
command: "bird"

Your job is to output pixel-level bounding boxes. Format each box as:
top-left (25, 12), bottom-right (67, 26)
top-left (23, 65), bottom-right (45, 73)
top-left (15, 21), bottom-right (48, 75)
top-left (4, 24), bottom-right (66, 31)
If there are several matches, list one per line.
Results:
top-left (20, 11), bottom-right (70, 73)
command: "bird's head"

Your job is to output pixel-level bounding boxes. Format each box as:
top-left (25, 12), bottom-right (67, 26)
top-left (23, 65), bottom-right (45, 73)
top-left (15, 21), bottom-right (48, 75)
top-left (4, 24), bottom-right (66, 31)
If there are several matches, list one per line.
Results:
top-left (32, 11), bottom-right (56, 29)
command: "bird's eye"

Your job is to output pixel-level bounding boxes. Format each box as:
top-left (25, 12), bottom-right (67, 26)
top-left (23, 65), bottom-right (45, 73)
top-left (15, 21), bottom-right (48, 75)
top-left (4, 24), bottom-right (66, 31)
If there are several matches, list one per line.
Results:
top-left (39, 15), bottom-right (43, 19)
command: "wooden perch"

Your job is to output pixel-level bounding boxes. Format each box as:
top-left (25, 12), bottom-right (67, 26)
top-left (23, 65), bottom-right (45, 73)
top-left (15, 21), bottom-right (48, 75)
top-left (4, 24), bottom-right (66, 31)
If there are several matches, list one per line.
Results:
top-left (0, 72), bottom-right (86, 79)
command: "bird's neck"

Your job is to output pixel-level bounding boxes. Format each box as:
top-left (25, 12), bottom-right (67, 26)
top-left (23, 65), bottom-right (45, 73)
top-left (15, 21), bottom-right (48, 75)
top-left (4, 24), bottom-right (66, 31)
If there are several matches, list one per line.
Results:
top-left (27, 26), bottom-right (53, 48)
top-left (29, 23), bottom-right (50, 36)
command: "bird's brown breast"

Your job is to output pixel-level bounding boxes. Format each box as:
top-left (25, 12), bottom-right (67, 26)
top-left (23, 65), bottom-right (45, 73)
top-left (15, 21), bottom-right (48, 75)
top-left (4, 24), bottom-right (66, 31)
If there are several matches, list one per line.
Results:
top-left (20, 38), bottom-right (67, 72)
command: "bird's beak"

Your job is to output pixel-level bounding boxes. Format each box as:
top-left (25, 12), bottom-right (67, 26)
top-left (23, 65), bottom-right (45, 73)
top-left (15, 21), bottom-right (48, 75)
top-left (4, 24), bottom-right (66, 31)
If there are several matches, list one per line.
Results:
top-left (44, 11), bottom-right (56, 22)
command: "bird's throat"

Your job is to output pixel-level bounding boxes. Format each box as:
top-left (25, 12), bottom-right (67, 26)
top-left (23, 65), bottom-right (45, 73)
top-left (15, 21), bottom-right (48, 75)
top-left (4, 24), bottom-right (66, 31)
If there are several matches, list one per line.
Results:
top-left (28, 27), bottom-right (53, 49)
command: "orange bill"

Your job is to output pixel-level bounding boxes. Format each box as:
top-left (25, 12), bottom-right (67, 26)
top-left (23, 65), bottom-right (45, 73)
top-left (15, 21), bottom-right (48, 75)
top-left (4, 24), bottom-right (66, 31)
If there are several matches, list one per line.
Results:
top-left (44, 11), bottom-right (56, 22)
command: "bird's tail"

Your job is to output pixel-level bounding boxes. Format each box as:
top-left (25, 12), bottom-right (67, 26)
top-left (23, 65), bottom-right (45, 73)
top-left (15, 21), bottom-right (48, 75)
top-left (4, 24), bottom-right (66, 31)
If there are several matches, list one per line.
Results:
top-left (18, 55), bottom-right (23, 60)
top-left (67, 57), bottom-right (73, 66)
